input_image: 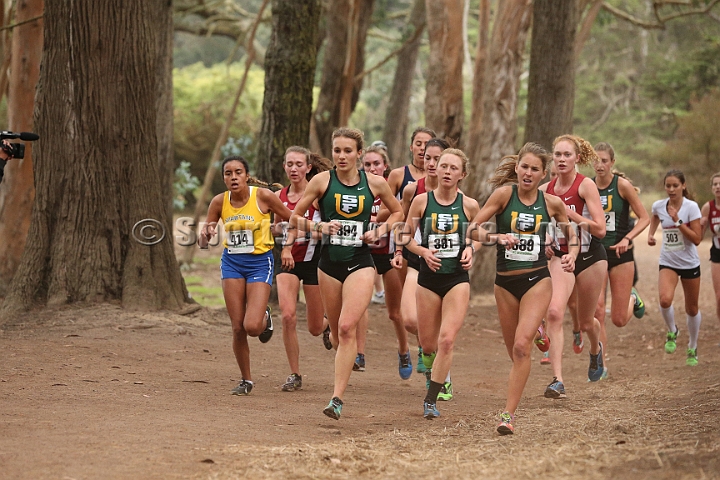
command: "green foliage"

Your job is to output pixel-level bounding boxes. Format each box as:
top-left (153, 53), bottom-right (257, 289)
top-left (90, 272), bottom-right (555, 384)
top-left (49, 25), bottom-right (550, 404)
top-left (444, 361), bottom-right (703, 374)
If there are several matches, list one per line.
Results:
top-left (173, 62), bottom-right (264, 206)
top-left (655, 89), bottom-right (720, 205)
top-left (173, 161), bottom-right (201, 211)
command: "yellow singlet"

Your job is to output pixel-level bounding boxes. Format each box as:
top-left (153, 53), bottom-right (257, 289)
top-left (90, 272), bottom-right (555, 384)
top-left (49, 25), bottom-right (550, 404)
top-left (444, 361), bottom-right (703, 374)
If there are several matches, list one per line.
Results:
top-left (221, 186), bottom-right (273, 254)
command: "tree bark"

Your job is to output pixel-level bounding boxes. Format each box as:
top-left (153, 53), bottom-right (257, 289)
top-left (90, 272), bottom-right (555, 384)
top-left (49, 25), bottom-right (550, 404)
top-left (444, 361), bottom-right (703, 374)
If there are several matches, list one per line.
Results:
top-left (155, 0), bottom-right (174, 239)
top-left (310, 0), bottom-right (374, 158)
top-left (524, 0), bottom-right (578, 151)
top-left (424, 0), bottom-right (464, 142)
top-left (0, 0), bottom-right (43, 296)
top-left (257, 0), bottom-right (321, 184)
top-left (1, 0), bottom-right (189, 315)
top-left (382, 0), bottom-right (425, 167)
top-left (466, 0), bottom-right (533, 293)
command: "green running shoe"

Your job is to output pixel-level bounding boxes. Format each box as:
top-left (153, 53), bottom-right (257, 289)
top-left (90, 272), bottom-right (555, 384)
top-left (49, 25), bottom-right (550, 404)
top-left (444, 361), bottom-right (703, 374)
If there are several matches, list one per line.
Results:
top-left (416, 347), bottom-right (426, 373)
top-left (665, 329), bottom-right (678, 354)
top-left (323, 396), bottom-right (343, 420)
top-left (437, 381), bottom-right (453, 401)
top-left (632, 287), bottom-right (645, 319)
top-left (686, 348), bottom-right (698, 366)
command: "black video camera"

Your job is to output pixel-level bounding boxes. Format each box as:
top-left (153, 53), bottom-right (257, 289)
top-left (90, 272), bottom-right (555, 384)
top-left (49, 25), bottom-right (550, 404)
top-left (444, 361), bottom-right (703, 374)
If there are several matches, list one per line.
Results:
top-left (0, 130), bottom-right (39, 160)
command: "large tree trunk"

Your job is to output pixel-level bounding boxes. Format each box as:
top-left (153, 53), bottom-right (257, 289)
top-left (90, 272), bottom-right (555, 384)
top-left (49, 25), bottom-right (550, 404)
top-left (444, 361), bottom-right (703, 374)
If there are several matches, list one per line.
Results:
top-left (0, 0), bottom-right (43, 296)
top-left (467, 0), bottom-right (533, 292)
top-left (155, 0), bottom-right (174, 239)
top-left (382, 0), bottom-right (425, 168)
top-left (524, 0), bottom-right (578, 150)
top-left (424, 0), bottom-right (464, 142)
top-left (1, 0), bottom-right (189, 315)
top-left (257, 0), bottom-right (321, 184)
top-left (310, 0), bottom-right (374, 158)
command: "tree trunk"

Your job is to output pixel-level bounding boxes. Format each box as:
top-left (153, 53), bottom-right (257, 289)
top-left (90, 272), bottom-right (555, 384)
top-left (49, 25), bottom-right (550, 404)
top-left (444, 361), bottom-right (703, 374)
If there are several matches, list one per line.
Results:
top-left (524, 0), bottom-right (578, 151)
top-left (382, 0), bottom-right (425, 168)
top-left (257, 0), bottom-right (321, 184)
top-left (0, 0), bottom-right (43, 296)
top-left (424, 0), bottom-right (464, 142)
top-left (155, 0), bottom-right (174, 238)
top-left (310, 0), bottom-right (374, 158)
top-left (467, 0), bottom-right (533, 292)
top-left (1, 0), bottom-right (189, 315)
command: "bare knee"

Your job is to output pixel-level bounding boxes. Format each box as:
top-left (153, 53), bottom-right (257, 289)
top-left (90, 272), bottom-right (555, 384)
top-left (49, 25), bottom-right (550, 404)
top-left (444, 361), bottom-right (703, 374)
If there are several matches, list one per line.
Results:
top-left (659, 296), bottom-right (673, 309)
top-left (308, 323), bottom-right (323, 337)
top-left (512, 340), bottom-right (531, 361)
top-left (337, 321), bottom-right (356, 341)
top-left (282, 312), bottom-right (297, 331)
top-left (389, 311), bottom-right (402, 325)
top-left (232, 324), bottom-right (247, 340)
top-left (546, 306), bottom-right (564, 324)
top-left (611, 311), bottom-right (627, 328)
top-left (686, 306), bottom-right (699, 317)
top-left (437, 335), bottom-right (455, 355)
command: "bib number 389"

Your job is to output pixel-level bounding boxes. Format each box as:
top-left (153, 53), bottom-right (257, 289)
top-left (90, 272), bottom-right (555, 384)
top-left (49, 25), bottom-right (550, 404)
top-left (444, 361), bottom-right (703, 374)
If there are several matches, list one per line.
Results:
top-left (505, 233), bottom-right (541, 262)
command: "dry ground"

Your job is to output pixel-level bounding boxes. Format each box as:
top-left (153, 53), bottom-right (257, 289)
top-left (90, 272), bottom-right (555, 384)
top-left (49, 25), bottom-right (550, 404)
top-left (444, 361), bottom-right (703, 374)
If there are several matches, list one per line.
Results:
top-left (1, 240), bottom-right (719, 479)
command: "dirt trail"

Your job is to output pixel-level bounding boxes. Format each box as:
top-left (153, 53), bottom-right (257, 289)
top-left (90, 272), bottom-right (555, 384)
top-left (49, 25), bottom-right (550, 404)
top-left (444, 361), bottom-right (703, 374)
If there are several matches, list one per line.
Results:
top-left (1, 240), bottom-right (719, 479)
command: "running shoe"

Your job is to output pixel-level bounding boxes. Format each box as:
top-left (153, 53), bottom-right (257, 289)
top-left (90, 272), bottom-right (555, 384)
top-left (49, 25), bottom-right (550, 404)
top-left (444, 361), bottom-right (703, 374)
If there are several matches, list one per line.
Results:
top-left (437, 381), bottom-right (453, 401)
top-left (323, 397), bottom-right (343, 420)
top-left (353, 353), bottom-right (366, 372)
top-left (497, 412), bottom-right (515, 435)
top-left (588, 342), bottom-right (605, 382)
top-left (572, 331), bottom-right (584, 354)
top-left (281, 373), bottom-right (302, 392)
top-left (398, 352), bottom-right (412, 380)
top-left (601, 367), bottom-right (609, 380)
top-left (230, 380), bottom-right (253, 395)
top-left (416, 347), bottom-right (426, 373)
top-left (631, 287), bottom-right (645, 319)
top-left (544, 377), bottom-right (566, 399)
top-left (534, 322), bottom-right (551, 353)
top-left (258, 306), bottom-right (274, 343)
top-left (371, 290), bottom-right (385, 304)
top-left (665, 329), bottom-right (679, 354)
top-left (423, 402), bottom-right (440, 419)
top-left (540, 351), bottom-right (551, 365)
top-left (686, 348), bottom-right (698, 366)
top-left (322, 325), bottom-right (333, 350)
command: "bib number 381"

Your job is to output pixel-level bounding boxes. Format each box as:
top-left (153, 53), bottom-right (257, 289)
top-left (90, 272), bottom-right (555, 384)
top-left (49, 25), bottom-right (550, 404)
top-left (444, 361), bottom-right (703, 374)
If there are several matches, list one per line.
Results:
top-left (428, 233), bottom-right (460, 258)
top-left (330, 220), bottom-right (364, 247)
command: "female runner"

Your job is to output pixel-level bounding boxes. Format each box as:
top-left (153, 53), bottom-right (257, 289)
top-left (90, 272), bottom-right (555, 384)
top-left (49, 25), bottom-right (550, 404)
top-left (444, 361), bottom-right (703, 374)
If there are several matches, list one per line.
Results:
top-left (275, 146), bottom-right (331, 392)
top-left (648, 170), bottom-right (703, 365)
top-left (200, 156), bottom-right (292, 395)
top-left (700, 173), bottom-right (720, 328)
top-left (591, 142), bottom-right (650, 365)
top-left (540, 135), bottom-right (607, 398)
top-left (401, 148), bottom-right (480, 419)
top-left (470, 142), bottom-right (577, 434)
top-left (353, 144), bottom-right (411, 378)
top-left (290, 127), bottom-right (403, 419)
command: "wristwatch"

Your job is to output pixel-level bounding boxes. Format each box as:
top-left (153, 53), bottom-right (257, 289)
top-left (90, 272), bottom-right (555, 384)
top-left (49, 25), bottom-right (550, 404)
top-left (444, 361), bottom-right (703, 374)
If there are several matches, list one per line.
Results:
top-left (674, 219), bottom-right (683, 227)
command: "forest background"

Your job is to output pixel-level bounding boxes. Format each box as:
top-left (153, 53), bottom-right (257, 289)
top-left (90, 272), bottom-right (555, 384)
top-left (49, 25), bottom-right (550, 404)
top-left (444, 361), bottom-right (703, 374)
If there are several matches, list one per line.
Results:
top-left (0, 0), bottom-right (717, 307)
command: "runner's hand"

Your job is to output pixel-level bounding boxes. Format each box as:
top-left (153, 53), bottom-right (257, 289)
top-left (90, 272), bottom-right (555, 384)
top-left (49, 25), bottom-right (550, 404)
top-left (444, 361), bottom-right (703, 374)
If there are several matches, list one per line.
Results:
top-left (391, 252), bottom-right (404, 269)
top-left (561, 254), bottom-right (575, 273)
top-left (460, 246), bottom-right (473, 270)
top-left (281, 246), bottom-right (295, 270)
top-left (421, 248), bottom-right (441, 272)
top-left (199, 223), bottom-right (217, 249)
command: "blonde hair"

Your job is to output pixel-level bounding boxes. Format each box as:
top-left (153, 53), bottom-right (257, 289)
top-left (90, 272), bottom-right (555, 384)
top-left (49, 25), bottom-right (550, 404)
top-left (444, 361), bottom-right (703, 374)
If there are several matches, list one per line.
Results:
top-left (553, 134), bottom-right (598, 166)
top-left (363, 145), bottom-right (391, 177)
top-left (594, 141), bottom-right (640, 193)
top-left (489, 142), bottom-right (550, 189)
top-left (439, 148), bottom-right (469, 180)
top-left (332, 127), bottom-right (364, 152)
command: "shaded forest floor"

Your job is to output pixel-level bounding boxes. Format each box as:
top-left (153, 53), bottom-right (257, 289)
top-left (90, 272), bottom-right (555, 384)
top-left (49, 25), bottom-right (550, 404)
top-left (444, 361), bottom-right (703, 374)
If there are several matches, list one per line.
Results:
top-left (1, 240), bottom-right (719, 479)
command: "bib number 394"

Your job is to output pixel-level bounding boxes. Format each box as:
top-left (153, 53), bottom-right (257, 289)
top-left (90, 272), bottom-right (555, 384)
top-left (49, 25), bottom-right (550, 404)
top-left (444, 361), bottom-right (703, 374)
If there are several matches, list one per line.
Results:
top-left (428, 233), bottom-right (460, 258)
top-left (330, 220), bottom-right (364, 247)
top-left (227, 229), bottom-right (254, 254)
top-left (663, 227), bottom-right (684, 252)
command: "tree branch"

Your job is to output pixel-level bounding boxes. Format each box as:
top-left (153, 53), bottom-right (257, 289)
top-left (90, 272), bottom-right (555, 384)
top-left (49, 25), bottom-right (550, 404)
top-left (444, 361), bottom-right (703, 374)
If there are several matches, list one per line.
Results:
top-left (601, 0), bottom-right (720, 29)
top-left (354, 23), bottom-right (425, 83)
top-left (0, 14), bottom-right (43, 32)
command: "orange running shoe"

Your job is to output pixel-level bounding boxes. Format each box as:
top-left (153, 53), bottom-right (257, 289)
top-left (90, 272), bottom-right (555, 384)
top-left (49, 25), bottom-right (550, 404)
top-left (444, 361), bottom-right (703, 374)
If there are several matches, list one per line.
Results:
top-left (534, 322), bottom-right (551, 353)
top-left (572, 330), bottom-right (584, 354)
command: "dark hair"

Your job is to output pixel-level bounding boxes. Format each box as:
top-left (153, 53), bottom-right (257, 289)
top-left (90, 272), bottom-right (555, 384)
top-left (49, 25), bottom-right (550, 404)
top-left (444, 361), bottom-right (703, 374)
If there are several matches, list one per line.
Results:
top-left (664, 169), bottom-right (693, 200)
top-left (489, 142), bottom-right (550, 189)
top-left (410, 126), bottom-right (437, 144)
top-left (424, 137), bottom-right (451, 152)
top-left (222, 155), bottom-right (250, 174)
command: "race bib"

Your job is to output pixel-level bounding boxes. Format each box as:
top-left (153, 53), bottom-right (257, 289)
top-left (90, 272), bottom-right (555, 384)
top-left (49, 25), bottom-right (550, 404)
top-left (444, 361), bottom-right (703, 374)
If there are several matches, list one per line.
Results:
top-left (330, 220), bottom-right (364, 247)
top-left (663, 227), bottom-right (684, 252)
top-left (227, 229), bottom-right (254, 254)
top-left (505, 233), bottom-right (541, 262)
top-left (604, 212), bottom-right (616, 232)
top-left (428, 233), bottom-right (460, 259)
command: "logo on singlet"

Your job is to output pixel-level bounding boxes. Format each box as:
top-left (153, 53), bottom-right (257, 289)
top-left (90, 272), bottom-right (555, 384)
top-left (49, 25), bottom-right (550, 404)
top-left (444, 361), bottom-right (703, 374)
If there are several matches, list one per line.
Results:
top-left (334, 193), bottom-right (366, 219)
top-left (510, 212), bottom-right (543, 234)
top-left (601, 195), bottom-right (613, 212)
top-left (431, 213), bottom-right (459, 233)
